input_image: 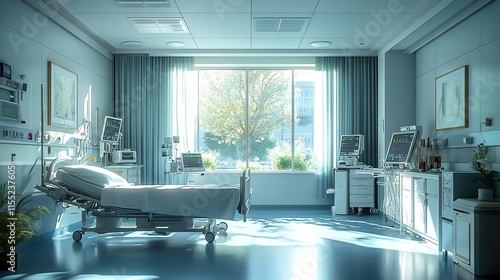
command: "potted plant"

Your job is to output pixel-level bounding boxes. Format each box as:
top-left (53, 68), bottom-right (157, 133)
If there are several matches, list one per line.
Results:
top-left (471, 143), bottom-right (489, 169)
top-left (0, 183), bottom-right (50, 270)
top-left (472, 167), bottom-right (500, 201)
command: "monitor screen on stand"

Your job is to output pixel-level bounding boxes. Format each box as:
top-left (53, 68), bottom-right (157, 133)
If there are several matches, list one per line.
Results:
top-left (339, 134), bottom-right (364, 166)
top-left (100, 116), bottom-right (122, 159)
top-left (385, 130), bottom-right (419, 167)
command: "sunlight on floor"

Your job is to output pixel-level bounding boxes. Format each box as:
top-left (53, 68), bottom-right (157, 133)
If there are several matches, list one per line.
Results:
top-left (208, 217), bottom-right (439, 255)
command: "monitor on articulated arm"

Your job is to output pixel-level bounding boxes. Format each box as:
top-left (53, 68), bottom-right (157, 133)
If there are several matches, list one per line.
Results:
top-left (100, 116), bottom-right (122, 143)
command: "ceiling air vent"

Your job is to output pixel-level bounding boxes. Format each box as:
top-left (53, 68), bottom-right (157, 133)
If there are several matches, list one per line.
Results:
top-left (128, 18), bottom-right (188, 33)
top-left (115, 0), bottom-right (174, 7)
top-left (254, 17), bottom-right (309, 32)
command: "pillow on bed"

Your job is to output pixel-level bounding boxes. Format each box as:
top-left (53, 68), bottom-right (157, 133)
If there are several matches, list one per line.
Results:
top-left (56, 165), bottom-right (130, 188)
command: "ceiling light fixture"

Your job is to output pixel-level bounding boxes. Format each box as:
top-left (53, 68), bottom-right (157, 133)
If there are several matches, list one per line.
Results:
top-left (129, 18), bottom-right (188, 34)
top-left (165, 41), bottom-right (185, 48)
top-left (309, 41), bottom-right (332, 47)
top-left (121, 40), bottom-right (144, 48)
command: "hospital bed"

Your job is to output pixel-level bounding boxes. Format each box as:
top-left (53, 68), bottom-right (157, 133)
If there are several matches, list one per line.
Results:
top-left (36, 157), bottom-right (252, 243)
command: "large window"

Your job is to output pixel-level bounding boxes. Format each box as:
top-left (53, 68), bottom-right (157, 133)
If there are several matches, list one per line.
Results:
top-left (184, 68), bottom-right (321, 171)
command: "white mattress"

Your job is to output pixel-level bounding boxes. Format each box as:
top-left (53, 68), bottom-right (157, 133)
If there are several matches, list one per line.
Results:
top-left (101, 184), bottom-right (241, 220)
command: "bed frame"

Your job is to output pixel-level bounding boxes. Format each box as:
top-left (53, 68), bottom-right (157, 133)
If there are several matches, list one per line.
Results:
top-left (36, 158), bottom-right (251, 243)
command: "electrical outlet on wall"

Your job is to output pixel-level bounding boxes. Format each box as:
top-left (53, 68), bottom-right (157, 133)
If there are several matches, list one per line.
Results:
top-left (485, 117), bottom-right (493, 126)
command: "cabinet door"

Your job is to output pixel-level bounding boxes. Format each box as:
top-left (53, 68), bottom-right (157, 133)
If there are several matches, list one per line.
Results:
top-left (412, 178), bottom-right (425, 233)
top-left (402, 189), bottom-right (412, 227)
top-left (400, 175), bottom-right (412, 227)
top-left (334, 170), bottom-right (349, 214)
top-left (454, 211), bottom-right (471, 265)
top-left (425, 177), bottom-right (440, 240)
top-left (414, 191), bottom-right (426, 233)
top-left (426, 194), bottom-right (439, 240)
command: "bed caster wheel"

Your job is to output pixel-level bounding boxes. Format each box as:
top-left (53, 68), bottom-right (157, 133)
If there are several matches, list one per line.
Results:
top-left (205, 232), bottom-right (215, 243)
top-left (219, 222), bottom-right (228, 232)
top-left (72, 230), bottom-right (83, 242)
top-left (349, 207), bottom-right (355, 215)
top-left (370, 207), bottom-right (378, 215)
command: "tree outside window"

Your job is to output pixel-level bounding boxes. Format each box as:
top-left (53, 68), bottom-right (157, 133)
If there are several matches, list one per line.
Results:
top-left (196, 69), bottom-right (318, 171)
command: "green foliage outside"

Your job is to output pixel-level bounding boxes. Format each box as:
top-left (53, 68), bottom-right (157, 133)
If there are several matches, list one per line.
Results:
top-left (199, 70), bottom-right (292, 164)
top-left (269, 140), bottom-right (316, 171)
top-left (202, 151), bottom-right (218, 170)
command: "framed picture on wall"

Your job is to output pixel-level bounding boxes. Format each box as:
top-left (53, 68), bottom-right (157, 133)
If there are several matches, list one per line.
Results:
top-left (48, 61), bottom-right (78, 128)
top-left (435, 65), bottom-right (468, 130)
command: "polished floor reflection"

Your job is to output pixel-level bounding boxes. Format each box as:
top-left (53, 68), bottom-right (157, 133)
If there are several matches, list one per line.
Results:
top-left (0, 208), bottom-right (491, 280)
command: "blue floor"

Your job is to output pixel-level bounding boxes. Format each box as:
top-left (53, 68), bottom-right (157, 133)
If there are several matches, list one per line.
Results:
top-left (0, 208), bottom-right (492, 280)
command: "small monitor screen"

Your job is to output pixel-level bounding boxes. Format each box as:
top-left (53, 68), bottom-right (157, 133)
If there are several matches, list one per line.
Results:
top-left (181, 153), bottom-right (205, 171)
top-left (339, 134), bottom-right (363, 157)
top-left (100, 116), bottom-right (122, 143)
top-left (385, 131), bottom-right (418, 165)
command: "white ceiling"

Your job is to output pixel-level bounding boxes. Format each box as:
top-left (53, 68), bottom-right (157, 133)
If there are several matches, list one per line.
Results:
top-left (32, 0), bottom-right (490, 56)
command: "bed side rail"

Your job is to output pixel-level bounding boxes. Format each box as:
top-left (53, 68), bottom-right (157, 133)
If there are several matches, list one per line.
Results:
top-left (237, 168), bottom-right (251, 222)
top-left (35, 183), bottom-right (100, 210)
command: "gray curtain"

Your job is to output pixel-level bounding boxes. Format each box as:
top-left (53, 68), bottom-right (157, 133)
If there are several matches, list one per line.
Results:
top-left (114, 55), bottom-right (194, 184)
top-left (316, 56), bottom-right (378, 186)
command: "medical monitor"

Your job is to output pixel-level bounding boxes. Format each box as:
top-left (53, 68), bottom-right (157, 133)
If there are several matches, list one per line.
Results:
top-left (339, 134), bottom-right (364, 157)
top-left (385, 131), bottom-right (419, 165)
top-left (100, 116), bottom-right (122, 143)
top-left (180, 153), bottom-right (205, 172)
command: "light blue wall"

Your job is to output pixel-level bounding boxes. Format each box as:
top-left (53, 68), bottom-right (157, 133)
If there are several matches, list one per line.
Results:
top-left (0, 0), bottom-right (114, 236)
top-left (415, 0), bottom-right (500, 171)
top-left (386, 52), bottom-right (416, 149)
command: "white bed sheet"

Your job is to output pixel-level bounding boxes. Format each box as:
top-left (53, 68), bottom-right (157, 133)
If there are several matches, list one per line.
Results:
top-left (101, 184), bottom-right (241, 220)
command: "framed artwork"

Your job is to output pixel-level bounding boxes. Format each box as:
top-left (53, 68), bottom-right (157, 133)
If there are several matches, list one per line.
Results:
top-left (48, 61), bottom-right (78, 128)
top-left (435, 65), bottom-right (468, 130)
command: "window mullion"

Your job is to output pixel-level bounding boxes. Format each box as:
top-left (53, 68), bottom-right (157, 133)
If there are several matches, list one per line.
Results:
top-left (291, 70), bottom-right (295, 171)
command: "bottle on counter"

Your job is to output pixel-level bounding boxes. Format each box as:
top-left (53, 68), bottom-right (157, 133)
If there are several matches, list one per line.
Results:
top-left (428, 138), bottom-right (435, 170)
top-left (418, 139), bottom-right (426, 172)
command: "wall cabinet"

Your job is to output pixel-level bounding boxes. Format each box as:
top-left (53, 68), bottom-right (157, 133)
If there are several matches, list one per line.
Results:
top-left (400, 172), bottom-right (440, 244)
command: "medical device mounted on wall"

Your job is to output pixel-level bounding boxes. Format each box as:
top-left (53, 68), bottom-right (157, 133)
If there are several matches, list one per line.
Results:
top-left (0, 63), bottom-right (27, 123)
top-left (35, 157), bottom-right (252, 243)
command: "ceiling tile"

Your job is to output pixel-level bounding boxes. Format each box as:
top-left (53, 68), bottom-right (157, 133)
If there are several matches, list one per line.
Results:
top-left (252, 39), bottom-right (302, 49)
top-left (193, 39), bottom-right (251, 49)
top-left (183, 14), bottom-right (251, 39)
top-left (251, 0), bottom-right (319, 14)
top-left (175, 0), bottom-right (251, 14)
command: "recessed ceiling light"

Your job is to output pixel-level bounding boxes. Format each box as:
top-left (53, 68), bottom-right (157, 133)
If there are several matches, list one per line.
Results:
top-left (121, 40), bottom-right (144, 48)
top-left (165, 41), bottom-right (185, 48)
top-left (309, 41), bottom-right (332, 47)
